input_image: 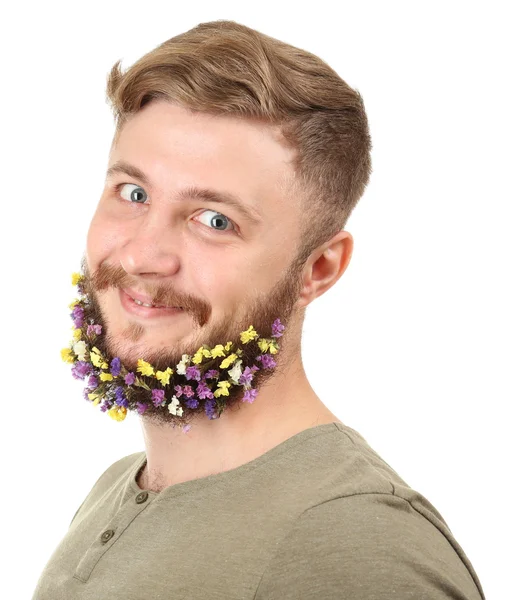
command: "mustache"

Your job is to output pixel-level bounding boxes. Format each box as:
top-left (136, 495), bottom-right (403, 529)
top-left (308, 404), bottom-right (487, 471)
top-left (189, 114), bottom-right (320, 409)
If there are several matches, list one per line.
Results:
top-left (81, 259), bottom-right (211, 327)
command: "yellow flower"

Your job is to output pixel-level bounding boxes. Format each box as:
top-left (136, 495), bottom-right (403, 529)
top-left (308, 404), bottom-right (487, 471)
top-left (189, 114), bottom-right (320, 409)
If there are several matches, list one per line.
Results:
top-left (240, 325), bottom-right (258, 344)
top-left (72, 328), bottom-right (82, 341)
top-left (87, 392), bottom-right (100, 402)
top-left (68, 299), bottom-right (80, 310)
top-left (224, 341), bottom-right (233, 351)
top-left (61, 348), bottom-right (74, 363)
top-left (192, 346), bottom-right (212, 364)
top-left (137, 359), bottom-right (155, 376)
top-left (219, 353), bottom-right (237, 369)
top-left (269, 340), bottom-right (279, 355)
top-left (108, 406), bottom-right (127, 422)
top-left (210, 344), bottom-right (226, 358)
top-left (99, 372), bottom-right (113, 382)
top-left (213, 380), bottom-right (231, 397)
top-left (90, 351), bottom-right (103, 368)
top-left (257, 338), bottom-right (270, 353)
top-left (156, 367), bottom-right (173, 386)
top-left (71, 272), bottom-right (83, 286)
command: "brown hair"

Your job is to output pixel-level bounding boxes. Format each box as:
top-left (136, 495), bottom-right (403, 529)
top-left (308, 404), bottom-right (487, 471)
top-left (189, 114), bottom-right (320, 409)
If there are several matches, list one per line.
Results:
top-left (105, 20), bottom-right (372, 269)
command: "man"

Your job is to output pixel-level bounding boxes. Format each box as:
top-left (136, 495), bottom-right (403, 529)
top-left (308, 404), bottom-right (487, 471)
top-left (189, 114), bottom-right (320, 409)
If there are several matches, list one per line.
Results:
top-left (32, 19), bottom-right (485, 600)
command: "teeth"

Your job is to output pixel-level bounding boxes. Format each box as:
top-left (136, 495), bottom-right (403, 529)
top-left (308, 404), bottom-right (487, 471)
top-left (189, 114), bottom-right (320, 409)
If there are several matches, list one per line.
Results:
top-left (130, 296), bottom-right (181, 309)
top-left (133, 298), bottom-right (153, 307)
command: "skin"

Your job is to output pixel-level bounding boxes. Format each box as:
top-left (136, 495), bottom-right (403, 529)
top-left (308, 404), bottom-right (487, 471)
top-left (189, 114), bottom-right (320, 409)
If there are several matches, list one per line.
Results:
top-left (85, 99), bottom-right (354, 493)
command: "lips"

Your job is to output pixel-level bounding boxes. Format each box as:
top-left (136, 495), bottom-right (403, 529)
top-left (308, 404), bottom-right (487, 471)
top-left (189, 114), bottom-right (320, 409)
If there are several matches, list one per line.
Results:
top-left (123, 287), bottom-right (182, 309)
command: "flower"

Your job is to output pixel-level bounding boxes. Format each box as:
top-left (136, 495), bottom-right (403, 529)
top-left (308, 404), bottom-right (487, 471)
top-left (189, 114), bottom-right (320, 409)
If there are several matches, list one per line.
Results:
top-left (219, 353), bottom-right (238, 369)
top-left (185, 366), bottom-right (201, 381)
top-left (213, 380), bottom-right (231, 398)
top-left (61, 348), bottom-right (75, 363)
top-left (204, 399), bottom-right (218, 419)
top-left (136, 402), bottom-right (148, 415)
top-left (175, 354), bottom-right (191, 375)
top-left (168, 395), bottom-right (184, 416)
top-left (192, 346), bottom-right (212, 364)
top-left (257, 354), bottom-right (276, 369)
top-left (73, 340), bottom-right (88, 361)
top-left (242, 388), bottom-right (258, 403)
top-left (240, 325), bottom-right (258, 344)
top-left (137, 359), bottom-right (154, 377)
top-left (210, 345), bottom-right (227, 358)
top-left (72, 361), bottom-right (93, 380)
top-left (152, 388), bottom-right (166, 407)
top-left (100, 372), bottom-right (114, 381)
top-left (271, 318), bottom-right (285, 338)
top-left (71, 272), bottom-right (83, 286)
top-left (124, 372), bottom-right (136, 385)
top-left (73, 328), bottom-right (82, 341)
top-left (87, 324), bottom-right (102, 337)
top-left (110, 357), bottom-right (121, 377)
top-left (155, 367), bottom-right (173, 386)
top-left (108, 405), bottom-right (127, 422)
top-left (228, 359), bottom-right (243, 385)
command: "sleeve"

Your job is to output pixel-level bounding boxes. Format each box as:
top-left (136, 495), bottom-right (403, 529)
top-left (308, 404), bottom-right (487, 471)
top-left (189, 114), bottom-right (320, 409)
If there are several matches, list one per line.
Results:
top-left (253, 493), bottom-right (485, 600)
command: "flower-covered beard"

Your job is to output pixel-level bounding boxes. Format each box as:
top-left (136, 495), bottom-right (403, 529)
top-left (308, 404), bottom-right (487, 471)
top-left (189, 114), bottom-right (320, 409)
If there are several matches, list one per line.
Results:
top-left (62, 256), bottom-right (304, 432)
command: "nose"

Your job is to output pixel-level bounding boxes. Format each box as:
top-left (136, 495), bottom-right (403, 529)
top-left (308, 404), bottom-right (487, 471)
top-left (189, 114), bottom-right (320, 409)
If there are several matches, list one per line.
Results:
top-left (119, 216), bottom-right (181, 278)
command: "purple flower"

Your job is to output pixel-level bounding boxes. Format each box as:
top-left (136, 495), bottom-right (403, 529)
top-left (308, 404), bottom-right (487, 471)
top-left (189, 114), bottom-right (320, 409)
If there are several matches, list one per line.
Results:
top-left (174, 385), bottom-right (183, 398)
top-left (238, 366), bottom-right (256, 386)
top-left (86, 374), bottom-right (99, 389)
top-left (196, 381), bottom-right (214, 400)
top-left (114, 386), bottom-right (128, 407)
top-left (185, 366), bottom-right (201, 381)
top-left (71, 305), bottom-right (84, 328)
top-left (204, 399), bottom-right (218, 419)
top-left (71, 361), bottom-right (93, 380)
top-left (151, 388), bottom-right (165, 407)
top-left (271, 318), bottom-right (285, 338)
top-left (136, 402), bottom-right (148, 415)
top-left (124, 372), bottom-right (135, 385)
top-left (205, 369), bottom-right (219, 379)
top-left (87, 324), bottom-right (102, 337)
top-left (242, 388), bottom-right (258, 403)
top-left (185, 397), bottom-right (199, 409)
top-left (182, 385), bottom-right (195, 398)
top-left (257, 354), bottom-right (276, 369)
top-left (110, 357), bottom-right (121, 377)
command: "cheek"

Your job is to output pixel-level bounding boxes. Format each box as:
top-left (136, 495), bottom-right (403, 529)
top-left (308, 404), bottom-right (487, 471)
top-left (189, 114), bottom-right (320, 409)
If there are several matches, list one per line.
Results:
top-left (86, 211), bottom-right (119, 266)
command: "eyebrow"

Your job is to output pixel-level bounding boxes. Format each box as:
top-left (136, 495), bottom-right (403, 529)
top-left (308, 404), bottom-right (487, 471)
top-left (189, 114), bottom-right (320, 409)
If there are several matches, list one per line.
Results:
top-left (106, 160), bottom-right (261, 226)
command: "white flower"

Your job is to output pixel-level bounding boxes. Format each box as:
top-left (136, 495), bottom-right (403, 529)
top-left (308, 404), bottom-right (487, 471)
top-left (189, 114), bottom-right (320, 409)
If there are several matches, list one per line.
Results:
top-left (168, 395), bottom-right (183, 416)
top-left (228, 359), bottom-right (243, 385)
top-left (176, 354), bottom-right (190, 375)
top-left (73, 340), bottom-right (87, 361)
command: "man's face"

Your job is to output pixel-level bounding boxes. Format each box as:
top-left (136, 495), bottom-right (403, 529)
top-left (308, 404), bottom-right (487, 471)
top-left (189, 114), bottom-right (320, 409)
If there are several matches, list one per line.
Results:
top-left (84, 100), bottom-right (306, 422)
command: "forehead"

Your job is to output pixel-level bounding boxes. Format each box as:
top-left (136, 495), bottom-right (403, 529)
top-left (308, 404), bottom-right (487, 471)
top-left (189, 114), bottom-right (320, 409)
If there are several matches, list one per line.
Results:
top-left (109, 100), bottom-right (298, 220)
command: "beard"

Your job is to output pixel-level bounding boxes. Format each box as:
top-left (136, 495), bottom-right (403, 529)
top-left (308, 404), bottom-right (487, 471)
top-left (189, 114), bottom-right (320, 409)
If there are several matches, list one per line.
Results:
top-left (65, 253), bottom-right (304, 430)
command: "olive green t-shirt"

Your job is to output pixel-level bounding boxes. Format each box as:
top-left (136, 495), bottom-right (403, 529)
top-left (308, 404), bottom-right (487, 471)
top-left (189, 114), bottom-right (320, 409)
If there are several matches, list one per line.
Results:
top-left (32, 422), bottom-right (485, 599)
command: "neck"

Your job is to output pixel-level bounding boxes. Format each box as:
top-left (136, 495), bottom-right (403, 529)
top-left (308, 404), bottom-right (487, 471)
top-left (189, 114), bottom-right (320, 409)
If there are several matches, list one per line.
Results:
top-left (137, 354), bottom-right (340, 493)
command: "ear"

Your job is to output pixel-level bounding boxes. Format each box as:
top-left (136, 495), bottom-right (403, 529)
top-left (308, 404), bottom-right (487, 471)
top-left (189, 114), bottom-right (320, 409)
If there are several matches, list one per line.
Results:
top-left (296, 231), bottom-right (354, 310)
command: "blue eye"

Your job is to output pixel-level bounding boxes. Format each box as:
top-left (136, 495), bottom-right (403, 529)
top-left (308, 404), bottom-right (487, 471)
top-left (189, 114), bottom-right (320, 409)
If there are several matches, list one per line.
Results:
top-left (119, 183), bottom-right (147, 204)
top-left (196, 210), bottom-right (235, 233)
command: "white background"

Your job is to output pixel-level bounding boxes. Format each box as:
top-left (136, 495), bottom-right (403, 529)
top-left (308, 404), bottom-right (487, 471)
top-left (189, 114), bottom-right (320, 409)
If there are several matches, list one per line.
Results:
top-left (1, 1), bottom-right (512, 598)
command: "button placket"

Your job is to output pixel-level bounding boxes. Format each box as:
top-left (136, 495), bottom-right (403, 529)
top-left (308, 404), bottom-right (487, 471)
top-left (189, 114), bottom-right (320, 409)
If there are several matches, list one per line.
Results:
top-left (74, 490), bottom-right (155, 582)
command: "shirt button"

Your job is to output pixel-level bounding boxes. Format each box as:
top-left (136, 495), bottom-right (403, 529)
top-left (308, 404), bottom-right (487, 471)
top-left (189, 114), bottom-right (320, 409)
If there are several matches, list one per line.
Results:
top-left (100, 529), bottom-right (115, 543)
top-left (136, 491), bottom-right (149, 504)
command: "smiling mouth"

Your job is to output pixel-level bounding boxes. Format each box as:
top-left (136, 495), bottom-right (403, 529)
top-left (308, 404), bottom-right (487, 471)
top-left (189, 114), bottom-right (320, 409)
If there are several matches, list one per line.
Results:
top-left (129, 296), bottom-right (183, 310)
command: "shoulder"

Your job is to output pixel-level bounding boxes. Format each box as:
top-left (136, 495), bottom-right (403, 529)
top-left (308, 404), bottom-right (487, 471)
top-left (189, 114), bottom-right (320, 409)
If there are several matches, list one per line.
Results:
top-left (254, 493), bottom-right (485, 600)
top-left (69, 451), bottom-right (144, 527)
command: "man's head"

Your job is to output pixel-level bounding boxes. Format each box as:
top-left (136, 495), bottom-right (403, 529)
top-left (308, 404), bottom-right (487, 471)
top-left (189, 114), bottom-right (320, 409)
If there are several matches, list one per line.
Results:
top-left (78, 20), bottom-right (371, 427)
